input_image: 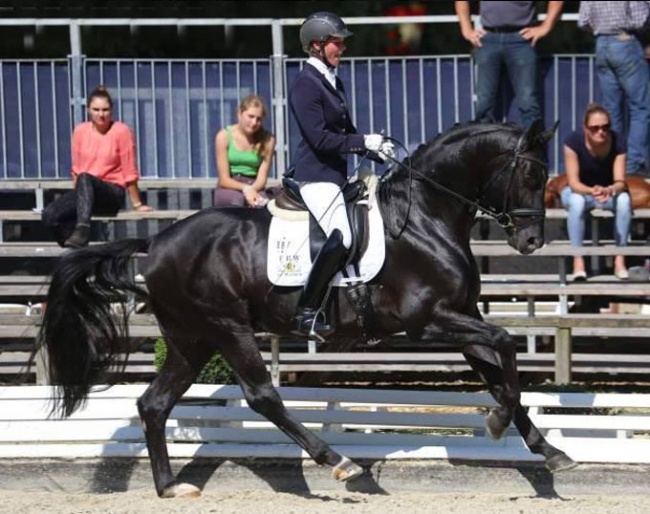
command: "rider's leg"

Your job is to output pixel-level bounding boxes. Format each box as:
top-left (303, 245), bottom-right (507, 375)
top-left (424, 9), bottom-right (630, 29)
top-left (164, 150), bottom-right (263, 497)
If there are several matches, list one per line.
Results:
top-left (293, 229), bottom-right (347, 335)
top-left (293, 182), bottom-right (351, 336)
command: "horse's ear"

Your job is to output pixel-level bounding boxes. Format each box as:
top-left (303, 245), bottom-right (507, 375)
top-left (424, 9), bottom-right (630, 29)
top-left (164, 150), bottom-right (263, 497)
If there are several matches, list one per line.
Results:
top-left (525, 119), bottom-right (559, 148)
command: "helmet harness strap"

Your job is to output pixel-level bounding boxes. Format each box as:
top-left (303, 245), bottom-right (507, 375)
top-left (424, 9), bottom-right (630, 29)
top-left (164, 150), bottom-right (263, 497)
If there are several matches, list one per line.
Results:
top-left (315, 40), bottom-right (335, 69)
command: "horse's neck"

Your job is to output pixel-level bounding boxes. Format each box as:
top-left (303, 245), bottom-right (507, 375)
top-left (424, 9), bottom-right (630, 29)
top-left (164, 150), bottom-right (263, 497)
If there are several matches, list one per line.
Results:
top-left (378, 177), bottom-right (475, 245)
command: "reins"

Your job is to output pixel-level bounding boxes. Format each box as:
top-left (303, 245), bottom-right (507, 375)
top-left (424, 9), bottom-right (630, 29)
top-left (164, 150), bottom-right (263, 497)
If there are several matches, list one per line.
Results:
top-left (380, 131), bottom-right (548, 235)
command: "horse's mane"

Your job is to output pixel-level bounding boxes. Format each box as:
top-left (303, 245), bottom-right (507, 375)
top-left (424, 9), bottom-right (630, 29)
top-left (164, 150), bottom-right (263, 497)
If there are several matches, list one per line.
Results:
top-left (409, 120), bottom-right (522, 163)
top-left (379, 120), bottom-right (525, 235)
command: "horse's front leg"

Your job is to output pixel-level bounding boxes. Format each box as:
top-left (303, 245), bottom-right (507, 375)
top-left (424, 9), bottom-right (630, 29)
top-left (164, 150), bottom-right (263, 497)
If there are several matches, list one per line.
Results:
top-left (422, 314), bottom-right (522, 437)
top-left (218, 330), bottom-right (363, 482)
top-left (479, 330), bottom-right (520, 441)
top-left (463, 347), bottom-right (577, 472)
top-left (423, 314), bottom-right (575, 471)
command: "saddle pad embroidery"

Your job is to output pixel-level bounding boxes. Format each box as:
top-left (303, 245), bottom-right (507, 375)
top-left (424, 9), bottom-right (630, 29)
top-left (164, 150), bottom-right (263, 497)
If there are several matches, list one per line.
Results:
top-left (267, 199), bottom-right (386, 287)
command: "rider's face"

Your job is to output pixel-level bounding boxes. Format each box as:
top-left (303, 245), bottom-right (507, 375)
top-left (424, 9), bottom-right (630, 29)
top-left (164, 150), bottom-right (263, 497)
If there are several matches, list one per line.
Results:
top-left (322, 37), bottom-right (346, 67)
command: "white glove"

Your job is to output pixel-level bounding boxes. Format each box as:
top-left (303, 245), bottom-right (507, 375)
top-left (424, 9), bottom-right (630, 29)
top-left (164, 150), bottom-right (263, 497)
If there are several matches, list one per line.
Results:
top-left (378, 140), bottom-right (395, 161)
top-left (364, 133), bottom-right (384, 152)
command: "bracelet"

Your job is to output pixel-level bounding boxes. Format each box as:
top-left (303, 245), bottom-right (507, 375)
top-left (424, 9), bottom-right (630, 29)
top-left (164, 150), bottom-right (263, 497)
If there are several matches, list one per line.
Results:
top-left (242, 185), bottom-right (254, 194)
top-left (133, 202), bottom-right (143, 208)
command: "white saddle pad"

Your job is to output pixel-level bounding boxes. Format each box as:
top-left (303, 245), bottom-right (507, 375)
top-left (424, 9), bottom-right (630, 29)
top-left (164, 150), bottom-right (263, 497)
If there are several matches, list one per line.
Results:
top-left (266, 197), bottom-right (386, 287)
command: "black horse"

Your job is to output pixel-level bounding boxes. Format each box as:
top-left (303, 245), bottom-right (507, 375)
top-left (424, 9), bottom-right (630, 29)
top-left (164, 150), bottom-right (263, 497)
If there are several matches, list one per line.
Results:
top-left (37, 120), bottom-right (576, 498)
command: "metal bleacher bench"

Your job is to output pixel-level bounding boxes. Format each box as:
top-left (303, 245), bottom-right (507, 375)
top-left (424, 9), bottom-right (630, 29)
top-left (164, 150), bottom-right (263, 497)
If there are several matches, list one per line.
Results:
top-left (2, 311), bottom-right (650, 386)
top-left (0, 178), bottom-right (217, 208)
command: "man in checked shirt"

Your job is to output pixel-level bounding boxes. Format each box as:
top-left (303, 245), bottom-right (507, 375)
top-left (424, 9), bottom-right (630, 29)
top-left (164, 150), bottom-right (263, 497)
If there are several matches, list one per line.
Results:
top-left (579, 1), bottom-right (650, 176)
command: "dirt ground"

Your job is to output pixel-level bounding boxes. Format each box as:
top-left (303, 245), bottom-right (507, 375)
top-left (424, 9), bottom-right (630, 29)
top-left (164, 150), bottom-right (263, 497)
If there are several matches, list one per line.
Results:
top-left (0, 489), bottom-right (648, 514)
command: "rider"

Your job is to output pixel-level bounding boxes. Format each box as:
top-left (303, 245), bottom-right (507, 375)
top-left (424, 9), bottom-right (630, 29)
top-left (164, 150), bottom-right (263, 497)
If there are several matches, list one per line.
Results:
top-left (289, 11), bottom-right (395, 337)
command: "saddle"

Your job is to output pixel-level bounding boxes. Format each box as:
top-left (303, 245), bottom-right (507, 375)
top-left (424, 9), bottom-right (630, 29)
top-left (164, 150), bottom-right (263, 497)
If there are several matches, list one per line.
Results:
top-left (275, 177), bottom-right (371, 269)
top-left (267, 172), bottom-right (383, 340)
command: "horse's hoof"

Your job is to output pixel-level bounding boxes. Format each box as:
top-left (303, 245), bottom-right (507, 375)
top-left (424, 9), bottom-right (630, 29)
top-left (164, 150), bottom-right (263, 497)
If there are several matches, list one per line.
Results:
top-left (332, 456), bottom-right (363, 482)
top-left (160, 483), bottom-right (201, 498)
top-left (485, 408), bottom-right (508, 440)
top-left (546, 452), bottom-right (579, 473)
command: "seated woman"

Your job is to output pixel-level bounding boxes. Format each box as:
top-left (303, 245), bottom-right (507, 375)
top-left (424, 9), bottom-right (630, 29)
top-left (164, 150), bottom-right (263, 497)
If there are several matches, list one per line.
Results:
top-left (213, 95), bottom-right (276, 208)
top-left (561, 103), bottom-right (632, 280)
top-left (42, 85), bottom-right (152, 248)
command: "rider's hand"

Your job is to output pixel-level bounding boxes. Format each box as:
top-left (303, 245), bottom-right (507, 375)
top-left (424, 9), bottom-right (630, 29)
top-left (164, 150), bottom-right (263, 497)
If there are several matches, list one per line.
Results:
top-left (378, 140), bottom-right (396, 161)
top-left (364, 134), bottom-right (384, 152)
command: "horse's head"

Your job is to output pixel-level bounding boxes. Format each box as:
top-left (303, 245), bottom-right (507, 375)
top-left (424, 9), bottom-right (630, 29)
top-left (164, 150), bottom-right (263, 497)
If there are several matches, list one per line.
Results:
top-left (380, 120), bottom-right (557, 253)
top-left (479, 120), bottom-right (558, 255)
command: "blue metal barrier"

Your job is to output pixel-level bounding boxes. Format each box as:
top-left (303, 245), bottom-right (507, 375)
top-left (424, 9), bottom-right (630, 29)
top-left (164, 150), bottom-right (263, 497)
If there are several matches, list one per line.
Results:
top-left (0, 54), bottom-right (603, 182)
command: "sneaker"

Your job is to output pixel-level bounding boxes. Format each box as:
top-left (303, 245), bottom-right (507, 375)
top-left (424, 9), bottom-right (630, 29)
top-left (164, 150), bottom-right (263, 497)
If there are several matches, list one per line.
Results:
top-left (615, 269), bottom-right (629, 280)
top-left (572, 270), bottom-right (587, 282)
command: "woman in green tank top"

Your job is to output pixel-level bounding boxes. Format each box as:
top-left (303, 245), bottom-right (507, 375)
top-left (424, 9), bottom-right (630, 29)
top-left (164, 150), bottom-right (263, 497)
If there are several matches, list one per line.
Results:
top-left (213, 95), bottom-right (277, 207)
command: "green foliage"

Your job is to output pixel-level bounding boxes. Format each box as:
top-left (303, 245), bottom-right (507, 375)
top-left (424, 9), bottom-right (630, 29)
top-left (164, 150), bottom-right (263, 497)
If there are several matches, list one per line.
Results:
top-left (153, 338), bottom-right (235, 385)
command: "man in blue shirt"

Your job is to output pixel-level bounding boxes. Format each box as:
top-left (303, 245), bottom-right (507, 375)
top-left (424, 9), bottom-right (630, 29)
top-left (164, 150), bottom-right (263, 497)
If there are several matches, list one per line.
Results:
top-left (579, 1), bottom-right (650, 175)
top-left (455, 1), bottom-right (564, 129)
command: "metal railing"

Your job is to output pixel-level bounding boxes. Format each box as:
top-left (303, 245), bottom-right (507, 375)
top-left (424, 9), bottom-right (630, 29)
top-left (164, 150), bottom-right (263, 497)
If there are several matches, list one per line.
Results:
top-left (0, 14), bottom-right (611, 182)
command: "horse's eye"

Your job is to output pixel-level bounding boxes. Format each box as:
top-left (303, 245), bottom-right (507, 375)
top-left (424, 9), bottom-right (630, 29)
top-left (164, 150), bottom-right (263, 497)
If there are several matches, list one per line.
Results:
top-left (523, 167), bottom-right (544, 189)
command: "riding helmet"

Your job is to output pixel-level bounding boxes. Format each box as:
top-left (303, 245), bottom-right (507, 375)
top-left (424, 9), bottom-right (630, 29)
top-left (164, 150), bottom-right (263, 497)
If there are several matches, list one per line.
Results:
top-left (299, 12), bottom-right (353, 52)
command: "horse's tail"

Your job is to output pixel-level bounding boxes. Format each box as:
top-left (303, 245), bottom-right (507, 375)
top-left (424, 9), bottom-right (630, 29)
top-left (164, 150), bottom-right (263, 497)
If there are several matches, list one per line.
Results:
top-left (36, 238), bottom-right (150, 417)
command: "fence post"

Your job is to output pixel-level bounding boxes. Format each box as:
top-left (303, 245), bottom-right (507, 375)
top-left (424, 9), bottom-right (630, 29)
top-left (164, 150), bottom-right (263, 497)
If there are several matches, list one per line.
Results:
top-left (271, 19), bottom-right (286, 178)
top-left (35, 344), bottom-right (49, 386)
top-left (554, 326), bottom-right (572, 384)
top-left (68, 21), bottom-right (85, 131)
top-left (270, 335), bottom-right (280, 387)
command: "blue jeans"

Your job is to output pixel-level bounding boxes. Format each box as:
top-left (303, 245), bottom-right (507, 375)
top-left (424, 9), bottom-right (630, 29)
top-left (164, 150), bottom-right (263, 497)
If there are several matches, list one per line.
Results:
top-left (560, 186), bottom-right (632, 248)
top-left (473, 31), bottom-right (541, 129)
top-left (595, 35), bottom-right (650, 174)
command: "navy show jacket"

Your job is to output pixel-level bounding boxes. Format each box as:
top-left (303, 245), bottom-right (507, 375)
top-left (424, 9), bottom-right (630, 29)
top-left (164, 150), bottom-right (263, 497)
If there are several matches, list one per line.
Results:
top-left (288, 63), bottom-right (368, 186)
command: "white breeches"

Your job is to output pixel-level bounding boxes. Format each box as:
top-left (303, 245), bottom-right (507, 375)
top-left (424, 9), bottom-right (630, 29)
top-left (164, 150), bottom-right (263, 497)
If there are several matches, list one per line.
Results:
top-left (299, 182), bottom-right (352, 249)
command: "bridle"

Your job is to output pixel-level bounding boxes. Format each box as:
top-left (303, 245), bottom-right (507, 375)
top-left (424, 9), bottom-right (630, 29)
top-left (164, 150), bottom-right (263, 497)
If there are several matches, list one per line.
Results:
top-left (381, 131), bottom-right (549, 236)
top-left (475, 132), bottom-right (548, 229)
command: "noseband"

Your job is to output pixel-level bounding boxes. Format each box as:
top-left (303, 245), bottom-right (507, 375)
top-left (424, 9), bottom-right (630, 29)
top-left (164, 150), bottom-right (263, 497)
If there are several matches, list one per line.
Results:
top-left (383, 131), bottom-right (548, 232)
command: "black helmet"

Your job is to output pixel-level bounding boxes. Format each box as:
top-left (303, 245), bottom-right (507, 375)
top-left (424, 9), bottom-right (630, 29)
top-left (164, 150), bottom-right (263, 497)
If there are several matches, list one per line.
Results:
top-left (299, 12), bottom-right (353, 52)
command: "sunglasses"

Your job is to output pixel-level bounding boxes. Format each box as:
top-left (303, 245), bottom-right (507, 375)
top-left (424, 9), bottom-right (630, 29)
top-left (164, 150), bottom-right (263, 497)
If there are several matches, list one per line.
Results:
top-left (586, 123), bottom-right (611, 134)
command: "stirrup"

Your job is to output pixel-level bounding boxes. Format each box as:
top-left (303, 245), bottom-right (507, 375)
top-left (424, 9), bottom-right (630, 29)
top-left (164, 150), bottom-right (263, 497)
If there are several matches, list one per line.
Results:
top-left (291, 310), bottom-right (332, 342)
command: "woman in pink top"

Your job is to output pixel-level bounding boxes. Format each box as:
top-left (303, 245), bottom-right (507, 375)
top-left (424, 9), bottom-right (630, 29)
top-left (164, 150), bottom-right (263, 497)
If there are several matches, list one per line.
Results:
top-left (42, 85), bottom-right (152, 248)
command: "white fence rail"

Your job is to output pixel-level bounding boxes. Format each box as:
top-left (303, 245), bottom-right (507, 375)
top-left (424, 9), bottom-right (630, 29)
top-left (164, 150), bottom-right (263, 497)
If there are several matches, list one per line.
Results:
top-left (1, 384), bottom-right (649, 465)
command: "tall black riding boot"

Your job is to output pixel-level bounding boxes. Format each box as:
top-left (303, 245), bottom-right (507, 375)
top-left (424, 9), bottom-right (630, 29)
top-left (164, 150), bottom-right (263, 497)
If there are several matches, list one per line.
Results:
top-left (63, 224), bottom-right (90, 248)
top-left (292, 229), bottom-right (348, 338)
top-left (63, 174), bottom-right (95, 249)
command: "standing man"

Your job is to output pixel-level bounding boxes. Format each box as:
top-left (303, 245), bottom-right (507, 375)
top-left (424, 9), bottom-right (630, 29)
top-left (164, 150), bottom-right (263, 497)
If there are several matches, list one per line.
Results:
top-left (579, 1), bottom-right (650, 176)
top-left (455, 1), bottom-right (564, 129)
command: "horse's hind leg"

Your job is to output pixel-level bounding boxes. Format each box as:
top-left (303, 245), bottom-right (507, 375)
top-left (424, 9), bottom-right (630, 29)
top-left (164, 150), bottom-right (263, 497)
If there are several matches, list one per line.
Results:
top-left (137, 335), bottom-right (212, 498)
top-left (217, 329), bottom-right (362, 482)
top-left (463, 346), bottom-right (577, 472)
